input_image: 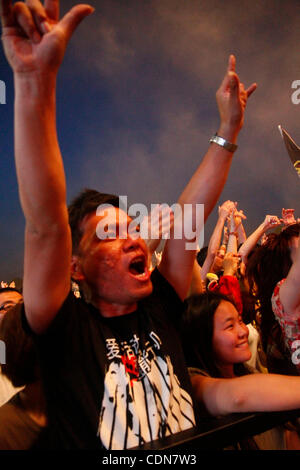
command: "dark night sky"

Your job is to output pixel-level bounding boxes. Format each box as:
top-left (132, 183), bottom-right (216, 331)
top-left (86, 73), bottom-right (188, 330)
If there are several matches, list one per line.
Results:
top-left (1, 0), bottom-right (300, 281)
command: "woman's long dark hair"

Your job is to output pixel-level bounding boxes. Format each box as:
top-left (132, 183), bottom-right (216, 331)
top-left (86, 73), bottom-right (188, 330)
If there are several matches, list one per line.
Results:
top-left (182, 292), bottom-right (248, 378)
top-left (246, 223), bottom-right (300, 352)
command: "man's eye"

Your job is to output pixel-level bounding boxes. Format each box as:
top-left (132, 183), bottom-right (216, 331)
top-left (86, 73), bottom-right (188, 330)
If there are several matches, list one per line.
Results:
top-left (0, 302), bottom-right (16, 312)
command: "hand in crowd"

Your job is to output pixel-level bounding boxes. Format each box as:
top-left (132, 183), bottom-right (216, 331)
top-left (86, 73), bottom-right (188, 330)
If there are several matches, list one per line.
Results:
top-left (140, 204), bottom-right (174, 255)
top-left (281, 208), bottom-right (297, 226)
top-left (0, 0), bottom-right (94, 76)
top-left (216, 55), bottom-right (257, 140)
top-left (211, 247), bottom-right (226, 274)
top-left (218, 200), bottom-right (236, 220)
top-left (233, 208), bottom-right (247, 227)
top-left (262, 215), bottom-right (281, 231)
top-left (226, 204), bottom-right (246, 232)
top-left (222, 252), bottom-right (240, 277)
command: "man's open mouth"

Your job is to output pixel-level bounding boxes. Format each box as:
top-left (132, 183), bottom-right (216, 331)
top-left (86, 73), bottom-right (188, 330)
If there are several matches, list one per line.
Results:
top-left (129, 255), bottom-right (148, 278)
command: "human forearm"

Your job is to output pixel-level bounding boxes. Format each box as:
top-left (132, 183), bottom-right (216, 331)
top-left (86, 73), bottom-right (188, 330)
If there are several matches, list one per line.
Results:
top-left (237, 223), bottom-right (246, 244)
top-left (207, 214), bottom-right (227, 258)
top-left (239, 216), bottom-right (281, 262)
top-left (14, 73), bottom-right (68, 233)
top-left (178, 145), bottom-right (234, 223)
top-left (193, 373), bottom-right (300, 417)
top-left (200, 252), bottom-right (215, 279)
top-left (226, 218), bottom-right (237, 255)
top-left (238, 223), bottom-right (265, 261)
top-left (226, 373), bottom-right (300, 414)
top-left (226, 233), bottom-right (237, 254)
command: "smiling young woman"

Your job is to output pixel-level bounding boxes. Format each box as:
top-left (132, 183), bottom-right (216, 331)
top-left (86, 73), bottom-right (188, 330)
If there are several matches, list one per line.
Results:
top-left (182, 292), bottom-right (300, 449)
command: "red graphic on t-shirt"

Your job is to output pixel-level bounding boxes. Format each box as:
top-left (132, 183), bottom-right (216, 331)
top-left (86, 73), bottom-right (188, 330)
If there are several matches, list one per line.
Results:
top-left (121, 355), bottom-right (139, 387)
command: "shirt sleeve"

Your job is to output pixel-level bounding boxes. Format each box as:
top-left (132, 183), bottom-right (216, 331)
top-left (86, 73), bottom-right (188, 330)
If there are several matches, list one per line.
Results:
top-left (271, 279), bottom-right (300, 372)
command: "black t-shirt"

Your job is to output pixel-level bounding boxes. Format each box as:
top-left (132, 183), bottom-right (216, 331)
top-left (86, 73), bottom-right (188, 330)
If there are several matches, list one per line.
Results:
top-left (22, 268), bottom-right (195, 449)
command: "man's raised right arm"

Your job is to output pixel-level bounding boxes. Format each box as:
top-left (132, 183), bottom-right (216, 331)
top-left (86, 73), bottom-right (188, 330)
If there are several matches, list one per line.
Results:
top-left (0, 0), bottom-right (94, 333)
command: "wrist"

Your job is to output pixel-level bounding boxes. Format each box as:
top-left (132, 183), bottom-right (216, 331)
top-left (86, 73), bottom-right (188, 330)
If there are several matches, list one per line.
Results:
top-left (223, 268), bottom-right (234, 276)
top-left (14, 71), bottom-right (57, 99)
top-left (260, 222), bottom-right (269, 232)
top-left (217, 124), bottom-right (239, 144)
top-left (219, 213), bottom-right (228, 222)
top-left (223, 268), bottom-right (235, 276)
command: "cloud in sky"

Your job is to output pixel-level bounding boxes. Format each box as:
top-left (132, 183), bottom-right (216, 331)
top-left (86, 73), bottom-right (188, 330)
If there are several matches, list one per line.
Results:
top-left (67, 0), bottom-right (300, 205)
top-left (1, 0), bottom-right (300, 279)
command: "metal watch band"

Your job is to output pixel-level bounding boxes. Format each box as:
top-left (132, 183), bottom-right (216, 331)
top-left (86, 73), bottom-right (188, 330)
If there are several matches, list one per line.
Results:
top-left (209, 134), bottom-right (238, 153)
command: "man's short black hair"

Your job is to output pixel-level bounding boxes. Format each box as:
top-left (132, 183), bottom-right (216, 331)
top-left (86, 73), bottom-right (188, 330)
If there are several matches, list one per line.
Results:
top-left (0, 287), bottom-right (22, 295)
top-left (68, 188), bottom-right (119, 253)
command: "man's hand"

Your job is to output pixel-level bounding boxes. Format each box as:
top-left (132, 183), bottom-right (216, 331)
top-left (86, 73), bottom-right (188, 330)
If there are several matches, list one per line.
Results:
top-left (0, 0), bottom-right (94, 76)
top-left (216, 55), bottom-right (257, 142)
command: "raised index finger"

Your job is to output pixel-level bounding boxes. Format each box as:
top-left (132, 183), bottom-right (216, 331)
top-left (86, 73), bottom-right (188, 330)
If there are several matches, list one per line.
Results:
top-left (0, 0), bottom-right (14, 27)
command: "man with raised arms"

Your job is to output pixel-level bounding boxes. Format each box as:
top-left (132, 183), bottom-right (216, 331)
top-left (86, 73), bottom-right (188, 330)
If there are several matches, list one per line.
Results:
top-left (0, 0), bottom-right (256, 449)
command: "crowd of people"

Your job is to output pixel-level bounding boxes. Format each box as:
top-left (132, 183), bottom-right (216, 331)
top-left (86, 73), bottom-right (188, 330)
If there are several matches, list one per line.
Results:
top-left (0, 0), bottom-right (300, 451)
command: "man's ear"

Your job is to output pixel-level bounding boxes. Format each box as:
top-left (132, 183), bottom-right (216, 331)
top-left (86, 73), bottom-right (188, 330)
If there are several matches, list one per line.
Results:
top-left (71, 255), bottom-right (85, 282)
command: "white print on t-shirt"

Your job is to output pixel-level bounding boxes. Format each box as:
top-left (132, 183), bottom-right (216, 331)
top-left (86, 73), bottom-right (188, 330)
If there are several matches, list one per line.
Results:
top-left (97, 331), bottom-right (195, 450)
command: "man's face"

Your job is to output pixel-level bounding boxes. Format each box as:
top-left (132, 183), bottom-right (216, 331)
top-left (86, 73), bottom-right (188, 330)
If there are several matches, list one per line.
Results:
top-left (73, 207), bottom-right (153, 315)
top-left (0, 290), bottom-right (23, 323)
